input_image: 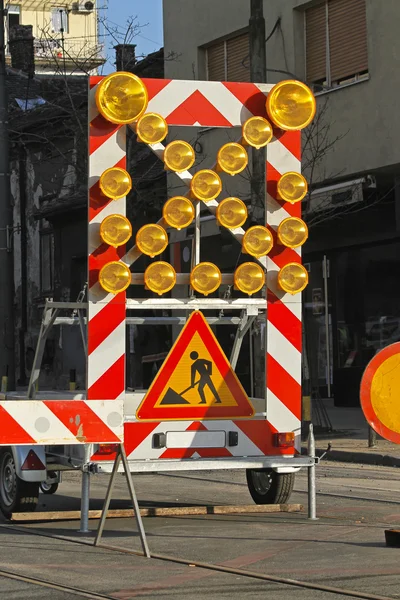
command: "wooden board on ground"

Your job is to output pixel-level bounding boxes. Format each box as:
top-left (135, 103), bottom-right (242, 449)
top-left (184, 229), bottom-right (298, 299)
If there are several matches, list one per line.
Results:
top-left (12, 503), bottom-right (303, 522)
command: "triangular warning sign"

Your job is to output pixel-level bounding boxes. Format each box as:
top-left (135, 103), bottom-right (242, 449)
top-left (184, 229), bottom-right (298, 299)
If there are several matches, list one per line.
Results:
top-left (136, 311), bottom-right (254, 421)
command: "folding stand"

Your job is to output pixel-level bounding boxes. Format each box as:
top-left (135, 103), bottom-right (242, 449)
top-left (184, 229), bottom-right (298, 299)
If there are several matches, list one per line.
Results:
top-left (94, 444), bottom-right (150, 558)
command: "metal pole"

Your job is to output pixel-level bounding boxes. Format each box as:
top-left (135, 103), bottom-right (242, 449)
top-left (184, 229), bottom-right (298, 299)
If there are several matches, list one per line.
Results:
top-left (368, 426), bottom-right (377, 448)
top-left (0, 0), bottom-right (16, 389)
top-left (249, 0), bottom-right (266, 219)
top-left (323, 256), bottom-right (331, 398)
top-left (78, 445), bottom-right (91, 533)
top-left (307, 423), bottom-right (318, 520)
top-left (194, 200), bottom-right (200, 266)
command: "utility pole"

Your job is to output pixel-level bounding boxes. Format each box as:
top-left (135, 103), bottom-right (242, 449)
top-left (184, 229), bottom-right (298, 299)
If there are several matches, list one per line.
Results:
top-left (0, 0), bottom-right (16, 390)
top-left (249, 0), bottom-right (266, 220)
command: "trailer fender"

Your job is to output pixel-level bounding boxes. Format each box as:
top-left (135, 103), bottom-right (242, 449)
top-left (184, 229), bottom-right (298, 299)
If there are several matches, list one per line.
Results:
top-left (12, 446), bottom-right (47, 482)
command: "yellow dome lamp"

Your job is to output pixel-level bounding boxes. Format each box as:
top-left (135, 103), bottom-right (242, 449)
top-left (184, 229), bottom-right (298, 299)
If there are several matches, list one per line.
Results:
top-left (277, 171), bottom-right (308, 205)
top-left (242, 225), bottom-right (273, 258)
top-left (190, 170), bottom-right (222, 202)
top-left (278, 263), bottom-right (309, 295)
top-left (277, 217), bottom-right (308, 248)
top-left (136, 112), bottom-right (168, 144)
top-left (216, 197), bottom-right (248, 229)
top-left (99, 261), bottom-right (131, 294)
top-left (95, 71), bottom-right (148, 124)
top-left (217, 142), bottom-right (248, 176)
top-left (136, 224), bottom-right (168, 258)
top-left (99, 167), bottom-right (132, 200)
top-left (163, 196), bottom-right (195, 230)
top-left (163, 140), bottom-right (195, 172)
top-left (144, 261), bottom-right (176, 295)
top-left (234, 262), bottom-right (265, 296)
top-left (190, 262), bottom-right (221, 296)
top-left (266, 80), bottom-right (316, 131)
top-left (277, 172), bottom-right (308, 204)
top-left (100, 214), bottom-right (132, 247)
top-left (242, 116), bottom-right (273, 149)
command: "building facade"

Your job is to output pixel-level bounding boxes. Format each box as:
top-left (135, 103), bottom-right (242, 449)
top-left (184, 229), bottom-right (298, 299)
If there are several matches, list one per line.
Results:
top-left (163, 0), bottom-right (400, 406)
top-left (4, 0), bottom-right (104, 74)
top-left (6, 39), bottom-right (168, 391)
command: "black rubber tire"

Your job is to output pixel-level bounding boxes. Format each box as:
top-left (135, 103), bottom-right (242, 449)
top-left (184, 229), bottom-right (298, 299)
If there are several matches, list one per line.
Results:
top-left (0, 449), bottom-right (39, 519)
top-left (246, 469), bottom-right (295, 504)
top-left (40, 481), bottom-right (59, 495)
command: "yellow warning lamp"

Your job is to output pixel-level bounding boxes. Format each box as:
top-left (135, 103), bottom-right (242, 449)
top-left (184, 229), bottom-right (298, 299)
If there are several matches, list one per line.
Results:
top-left (144, 261), bottom-right (176, 295)
top-left (95, 71), bottom-right (148, 124)
top-left (190, 262), bottom-right (221, 296)
top-left (216, 197), bottom-right (247, 229)
top-left (100, 214), bottom-right (132, 248)
top-left (277, 172), bottom-right (308, 204)
top-left (99, 261), bottom-right (131, 294)
top-left (242, 116), bottom-right (273, 149)
top-left (242, 226), bottom-right (273, 258)
top-left (234, 262), bottom-right (265, 296)
top-left (136, 224), bottom-right (168, 258)
top-left (190, 170), bottom-right (222, 202)
top-left (217, 143), bottom-right (248, 175)
top-left (163, 196), bottom-right (194, 230)
top-left (163, 140), bottom-right (195, 172)
top-left (277, 217), bottom-right (308, 248)
top-left (266, 80), bottom-right (316, 131)
top-left (136, 112), bottom-right (168, 144)
top-left (278, 263), bottom-right (309, 295)
top-left (99, 167), bottom-right (132, 200)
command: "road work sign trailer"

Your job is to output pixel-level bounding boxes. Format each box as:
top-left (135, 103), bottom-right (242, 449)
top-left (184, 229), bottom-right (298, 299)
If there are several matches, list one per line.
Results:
top-left (1, 73), bottom-right (316, 522)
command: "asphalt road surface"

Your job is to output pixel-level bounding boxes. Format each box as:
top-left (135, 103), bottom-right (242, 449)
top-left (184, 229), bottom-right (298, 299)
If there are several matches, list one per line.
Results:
top-left (1, 461), bottom-right (400, 599)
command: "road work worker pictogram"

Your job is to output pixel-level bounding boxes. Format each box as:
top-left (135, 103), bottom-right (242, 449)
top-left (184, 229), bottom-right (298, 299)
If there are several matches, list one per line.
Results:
top-left (190, 351), bottom-right (222, 404)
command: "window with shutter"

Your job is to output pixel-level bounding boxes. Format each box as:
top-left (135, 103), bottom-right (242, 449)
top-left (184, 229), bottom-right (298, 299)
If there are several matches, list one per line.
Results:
top-left (328, 0), bottom-right (368, 82)
top-left (207, 41), bottom-right (225, 81)
top-left (305, 0), bottom-right (368, 89)
top-left (305, 3), bottom-right (326, 84)
top-left (206, 32), bottom-right (249, 82)
top-left (227, 33), bottom-right (249, 82)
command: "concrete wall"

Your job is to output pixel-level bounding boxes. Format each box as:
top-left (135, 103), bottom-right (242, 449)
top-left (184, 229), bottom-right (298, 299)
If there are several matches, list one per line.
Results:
top-left (163, 0), bottom-right (400, 183)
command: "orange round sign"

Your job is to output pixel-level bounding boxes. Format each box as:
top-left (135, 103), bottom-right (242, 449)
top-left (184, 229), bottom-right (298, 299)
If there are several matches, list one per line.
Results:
top-left (360, 342), bottom-right (400, 444)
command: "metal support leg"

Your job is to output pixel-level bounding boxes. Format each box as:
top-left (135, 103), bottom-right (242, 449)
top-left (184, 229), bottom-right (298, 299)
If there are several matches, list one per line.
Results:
top-left (79, 445), bottom-right (91, 533)
top-left (120, 444), bottom-right (150, 558)
top-left (95, 445), bottom-right (150, 558)
top-left (79, 469), bottom-right (91, 533)
top-left (27, 303), bottom-right (59, 398)
top-left (307, 423), bottom-right (318, 520)
top-left (77, 309), bottom-right (87, 357)
top-left (94, 448), bottom-right (121, 546)
top-left (230, 312), bottom-right (256, 370)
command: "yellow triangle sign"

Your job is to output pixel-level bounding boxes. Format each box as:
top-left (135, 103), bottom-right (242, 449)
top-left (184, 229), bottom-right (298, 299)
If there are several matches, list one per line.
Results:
top-left (136, 311), bottom-right (254, 421)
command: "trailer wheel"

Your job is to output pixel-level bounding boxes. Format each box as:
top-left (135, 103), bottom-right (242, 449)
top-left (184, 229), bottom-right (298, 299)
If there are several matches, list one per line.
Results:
top-left (246, 469), bottom-right (295, 504)
top-left (0, 449), bottom-right (39, 519)
top-left (40, 481), bottom-right (59, 495)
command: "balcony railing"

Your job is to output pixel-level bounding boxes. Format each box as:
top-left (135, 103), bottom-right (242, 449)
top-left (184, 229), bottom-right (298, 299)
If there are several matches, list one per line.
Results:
top-left (33, 38), bottom-right (105, 64)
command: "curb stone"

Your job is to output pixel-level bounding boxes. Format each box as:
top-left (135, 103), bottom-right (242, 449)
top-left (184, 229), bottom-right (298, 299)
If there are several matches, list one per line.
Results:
top-left (316, 447), bottom-right (400, 468)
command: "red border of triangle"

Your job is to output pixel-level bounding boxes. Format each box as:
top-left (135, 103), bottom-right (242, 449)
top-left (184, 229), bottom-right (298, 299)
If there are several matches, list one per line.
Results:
top-left (136, 311), bottom-right (254, 421)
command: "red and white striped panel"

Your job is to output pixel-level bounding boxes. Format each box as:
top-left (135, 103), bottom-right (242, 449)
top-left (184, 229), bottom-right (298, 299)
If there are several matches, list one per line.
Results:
top-left (91, 419), bottom-right (295, 462)
top-left (86, 77), bottom-right (302, 459)
top-left (0, 400), bottom-right (123, 445)
top-left (88, 78), bottom-right (127, 403)
top-left (266, 131), bottom-right (302, 451)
